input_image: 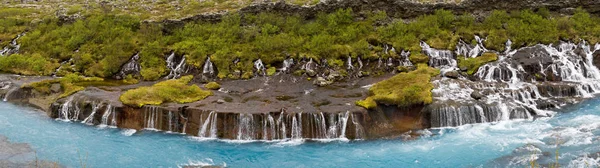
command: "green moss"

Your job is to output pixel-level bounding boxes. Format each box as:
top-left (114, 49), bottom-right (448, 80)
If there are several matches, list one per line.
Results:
top-left (204, 82), bottom-right (221, 90)
top-left (120, 75), bottom-right (213, 107)
top-left (266, 67), bottom-right (277, 76)
top-left (409, 53), bottom-right (429, 65)
top-left (23, 74), bottom-right (104, 98)
top-left (356, 97), bottom-right (377, 109)
top-left (363, 64), bottom-right (439, 107)
top-left (122, 74), bottom-right (139, 85)
top-left (457, 52), bottom-right (498, 75)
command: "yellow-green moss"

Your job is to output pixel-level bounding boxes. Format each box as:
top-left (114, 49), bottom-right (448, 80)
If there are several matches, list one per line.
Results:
top-left (457, 52), bottom-right (498, 75)
top-left (359, 64), bottom-right (439, 108)
top-left (355, 97), bottom-right (377, 109)
top-left (204, 82), bottom-right (221, 90)
top-left (266, 67), bottom-right (277, 76)
top-left (120, 75), bottom-right (213, 107)
top-left (409, 52), bottom-right (429, 65)
top-left (23, 74), bottom-right (104, 98)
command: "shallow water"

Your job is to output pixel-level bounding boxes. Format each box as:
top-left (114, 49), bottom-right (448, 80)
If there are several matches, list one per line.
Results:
top-left (0, 100), bottom-right (599, 167)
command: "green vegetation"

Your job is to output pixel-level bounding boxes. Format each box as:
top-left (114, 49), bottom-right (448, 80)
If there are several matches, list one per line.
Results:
top-left (120, 75), bottom-right (213, 107)
top-left (204, 82), bottom-right (221, 90)
top-left (23, 74), bottom-right (104, 98)
top-left (356, 97), bottom-right (377, 109)
top-left (0, 7), bottom-right (599, 81)
top-left (458, 52), bottom-right (498, 75)
top-left (359, 64), bottom-right (439, 108)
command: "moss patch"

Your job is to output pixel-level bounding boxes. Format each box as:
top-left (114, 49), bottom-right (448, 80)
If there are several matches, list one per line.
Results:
top-left (358, 64), bottom-right (439, 108)
top-left (23, 74), bottom-right (104, 99)
top-left (457, 52), bottom-right (498, 75)
top-left (204, 82), bottom-right (221, 90)
top-left (356, 97), bottom-right (377, 109)
top-left (120, 75), bottom-right (213, 107)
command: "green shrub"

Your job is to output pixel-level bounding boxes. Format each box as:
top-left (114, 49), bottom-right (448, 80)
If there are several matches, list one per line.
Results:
top-left (120, 75), bottom-right (213, 107)
top-left (458, 52), bottom-right (498, 75)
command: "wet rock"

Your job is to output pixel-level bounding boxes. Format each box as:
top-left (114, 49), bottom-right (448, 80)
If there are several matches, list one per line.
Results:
top-left (470, 91), bottom-right (484, 100)
top-left (443, 71), bottom-right (460, 79)
top-left (50, 83), bottom-right (62, 93)
top-left (314, 77), bottom-right (333, 87)
top-left (216, 99), bottom-right (226, 104)
top-left (306, 69), bottom-right (317, 77)
top-left (327, 70), bottom-right (342, 81)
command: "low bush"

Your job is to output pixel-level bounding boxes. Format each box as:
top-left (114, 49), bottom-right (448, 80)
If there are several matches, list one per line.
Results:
top-left (120, 75), bottom-right (213, 107)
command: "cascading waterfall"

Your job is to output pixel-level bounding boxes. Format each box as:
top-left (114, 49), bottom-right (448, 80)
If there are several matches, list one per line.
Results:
top-left (190, 111), bottom-right (363, 141)
top-left (115, 53), bottom-right (141, 79)
top-left (58, 97), bottom-right (75, 121)
top-left (198, 111), bottom-right (218, 138)
top-left (166, 52), bottom-right (189, 79)
top-left (398, 50), bottom-right (413, 67)
top-left (421, 41), bottom-right (457, 70)
top-left (455, 35), bottom-right (488, 58)
top-left (100, 105), bottom-right (116, 127)
top-left (144, 106), bottom-right (159, 130)
top-left (254, 59), bottom-right (266, 76)
top-left (347, 56), bottom-right (355, 70)
top-left (280, 58), bottom-right (294, 73)
top-left (202, 57), bottom-right (216, 77)
top-left (2, 87), bottom-right (17, 102)
top-left (0, 33), bottom-right (23, 56)
top-left (237, 113), bottom-right (255, 140)
top-left (82, 102), bottom-right (102, 125)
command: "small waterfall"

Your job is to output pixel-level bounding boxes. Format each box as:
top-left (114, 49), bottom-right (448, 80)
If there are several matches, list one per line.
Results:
top-left (387, 57), bottom-right (395, 67)
top-left (254, 59), bottom-right (266, 76)
top-left (82, 102), bottom-right (102, 125)
top-left (280, 58), bottom-right (294, 73)
top-left (202, 57), bottom-right (216, 77)
top-left (58, 97), bottom-right (75, 121)
top-left (346, 56), bottom-right (355, 70)
top-left (144, 106), bottom-right (159, 130)
top-left (399, 50), bottom-right (413, 67)
top-left (455, 35), bottom-right (488, 58)
top-left (357, 57), bottom-right (363, 70)
top-left (166, 52), bottom-right (188, 79)
top-left (290, 113), bottom-right (302, 139)
top-left (421, 41), bottom-right (456, 69)
top-left (198, 111), bottom-right (218, 138)
top-left (237, 113), bottom-right (255, 140)
top-left (0, 33), bottom-right (23, 56)
top-left (115, 53), bottom-right (141, 79)
top-left (350, 113), bottom-right (365, 139)
top-left (100, 105), bottom-right (116, 127)
top-left (168, 111), bottom-right (173, 132)
top-left (2, 87), bottom-right (17, 102)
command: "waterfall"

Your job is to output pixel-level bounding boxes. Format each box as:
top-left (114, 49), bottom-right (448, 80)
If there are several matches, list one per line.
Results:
top-left (168, 111), bottom-right (173, 132)
top-left (202, 57), bottom-right (216, 77)
top-left (2, 87), bottom-right (17, 102)
top-left (346, 56), bottom-right (355, 70)
top-left (191, 111), bottom-right (363, 141)
top-left (357, 57), bottom-right (363, 70)
top-left (280, 58), bottom-right (294, 73)
top-left (166, 52), bottom-right (188, 79)
top-left (421, 41), bottom-right (457, 70)
top-left (115, 53), bottom-right (141, 79)
top-left (0, 33), bottom-right (23, 56)
top-left (455, 35), bottom-right (488, 58)
top-left (144, 106), bottom-right (159, 130)
top-left (399, 50), bottom-right (413, 67)
top-left (100, 105), bottom-right (116, 127)
top-left (198, 111), bottom-right (218, 138)
top-left (58, 97), bottom-right (74, 121)
top-left (254, 59), bottom-right (266, 76)
top-left (82, 102), bottom-right (102, 125)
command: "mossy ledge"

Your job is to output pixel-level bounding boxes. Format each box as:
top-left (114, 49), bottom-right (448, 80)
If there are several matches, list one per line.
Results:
top-left (357, 64), bottom-right (440, 109)
top-left (458, 52), bottom-right (499, 75)
top-left (119, 75), bottom-right (213, 107)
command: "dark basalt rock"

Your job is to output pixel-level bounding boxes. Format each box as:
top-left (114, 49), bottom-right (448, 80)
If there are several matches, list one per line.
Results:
top-left (444, 70), bottom-right (460, 79)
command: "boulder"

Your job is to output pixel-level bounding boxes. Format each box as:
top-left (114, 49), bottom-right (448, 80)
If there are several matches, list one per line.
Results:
top-left (444, 71), bottom-right (460, 79)
top-left (314, 77), bottom-right (333, 87)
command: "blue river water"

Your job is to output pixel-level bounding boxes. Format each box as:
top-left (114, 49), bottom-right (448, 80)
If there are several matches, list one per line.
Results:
top-left (0, 100), bottom-right (599, 167)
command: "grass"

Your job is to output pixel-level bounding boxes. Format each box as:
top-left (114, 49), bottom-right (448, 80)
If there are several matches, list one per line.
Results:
top-left (358, 64), bottom-right (439, 108)
top-left (120, 75), bottom-right (213, 107)
top-left (457, 52), bottom-right (498, 75)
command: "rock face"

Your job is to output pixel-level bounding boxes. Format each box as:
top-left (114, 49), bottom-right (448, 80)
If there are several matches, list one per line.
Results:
top-left (162, 0), bottom-right (600, 26)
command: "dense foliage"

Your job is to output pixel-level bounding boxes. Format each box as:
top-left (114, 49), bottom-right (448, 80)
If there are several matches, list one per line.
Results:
top-left (1, 7), bottom-right (600, 81)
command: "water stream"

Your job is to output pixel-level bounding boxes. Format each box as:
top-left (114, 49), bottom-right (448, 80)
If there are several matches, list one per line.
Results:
top-left (0, 99), bottom-right (598, 167)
